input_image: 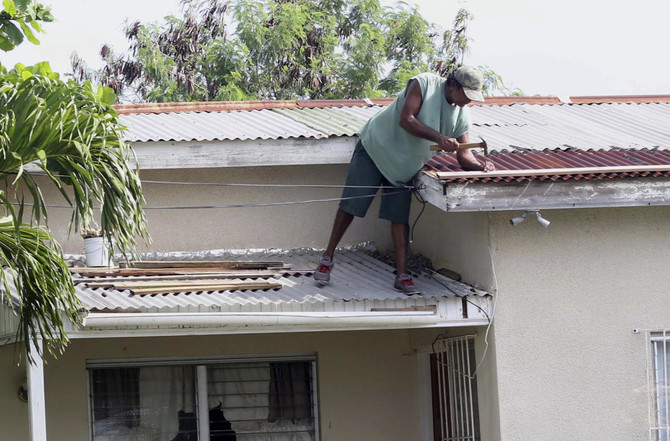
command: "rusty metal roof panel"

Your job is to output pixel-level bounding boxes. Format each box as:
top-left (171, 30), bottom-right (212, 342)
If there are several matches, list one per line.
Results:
top-left (67, 247), bottom-right (486, 314)
top-left (425, 148), bottom-right (670, 183)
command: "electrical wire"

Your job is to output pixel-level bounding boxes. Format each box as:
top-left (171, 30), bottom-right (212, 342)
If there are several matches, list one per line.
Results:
top-left (18, 172), bottom-right (410, 190)
top-left (409, 189), bottom-right (427, 244)
top-left (141, 179), bottom-right (408, 190)
top-left (407, 192), bottom-right (498, 380)
top-left (8, 189), bottom-right (413, 210)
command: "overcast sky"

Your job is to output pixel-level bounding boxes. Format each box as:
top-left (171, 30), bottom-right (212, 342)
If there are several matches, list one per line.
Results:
top-left (2, 0), bottom-right (669, 97)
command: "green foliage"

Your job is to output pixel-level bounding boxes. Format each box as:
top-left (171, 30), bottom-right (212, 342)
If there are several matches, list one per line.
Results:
top-left (0, 216), bottom-right (79, 364)
top-left (0, 0), bottom-right (52, 52)
top-left (77, 0), bottom-right (513, 102)
top-left (1, 1), bottom-right (149, 360)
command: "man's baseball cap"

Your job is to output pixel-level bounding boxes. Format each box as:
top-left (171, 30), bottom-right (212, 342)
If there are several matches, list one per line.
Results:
top-left (454, 66), bottom-right (485, 102)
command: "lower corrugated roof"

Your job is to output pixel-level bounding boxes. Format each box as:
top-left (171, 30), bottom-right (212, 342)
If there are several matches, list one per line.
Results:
top-left (68, 246), bottom-right (487, 314)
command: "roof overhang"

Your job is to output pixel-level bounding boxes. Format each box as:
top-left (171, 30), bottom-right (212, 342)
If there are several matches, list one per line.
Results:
top-left (131, 136), bottom-right (357, 170)
top-left (416, 172), bottom-right (670, 212)
top-left (63, 300), bottom-right (492, 339)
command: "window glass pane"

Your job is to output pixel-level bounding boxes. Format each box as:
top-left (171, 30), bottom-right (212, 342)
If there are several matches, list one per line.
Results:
top-left (90, 366), bottom-right (196, 441)
top-left (207, 361), bottom-right (314, 441)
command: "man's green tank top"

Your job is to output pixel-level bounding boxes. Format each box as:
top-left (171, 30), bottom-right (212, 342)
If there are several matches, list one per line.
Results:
top-left (359, 73), bottom-right (471, 186)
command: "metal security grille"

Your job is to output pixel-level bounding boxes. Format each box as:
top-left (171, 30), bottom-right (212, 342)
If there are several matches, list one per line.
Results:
top-left (650, 331), bottom-right (670, 441)
top-left (433, 335), bottom-right (480, 441)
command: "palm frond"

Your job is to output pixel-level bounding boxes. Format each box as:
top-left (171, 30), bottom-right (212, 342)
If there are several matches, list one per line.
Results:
top-left (0, 63), bottom-right (150, 359)
top-left (0, 216), bottom-right (80, 364)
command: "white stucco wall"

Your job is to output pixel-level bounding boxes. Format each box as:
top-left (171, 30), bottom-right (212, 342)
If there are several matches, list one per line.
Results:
top-left (408, 204), bottom-right (495, 291)
top-left (408, 206), bottom-right (500, 440)
top-left (0, 329), bottom-right (441, 441)
top-left (37, 165), bottom-right (395, 254)
top-left (487, 206), bottom-right (670, 441)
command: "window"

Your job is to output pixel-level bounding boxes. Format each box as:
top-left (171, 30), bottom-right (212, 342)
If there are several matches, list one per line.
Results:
top-left (651, 332), bottom-right (670, 441)
top-left (431, 335), bottom-right (480, 441)
top-left (88, 358), bottom-right (317, 441)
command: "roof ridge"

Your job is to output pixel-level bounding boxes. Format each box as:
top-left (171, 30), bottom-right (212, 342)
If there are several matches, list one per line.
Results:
top-left (113, 95), bottom-right (670, 115)
top-left (113, 98), bottom-right (395, 115)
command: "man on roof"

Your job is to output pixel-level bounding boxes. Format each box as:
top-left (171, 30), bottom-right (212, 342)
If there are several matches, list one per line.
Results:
top-left (314, 65), bottom-right (495, 294)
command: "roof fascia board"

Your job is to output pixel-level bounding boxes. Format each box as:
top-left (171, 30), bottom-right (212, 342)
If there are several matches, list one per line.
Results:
top-left (416, 173), bottom-right (670, 212)
top-left (131, 136), bottom-right (358, 170)
top-left (64, 307), bottom-right (490, 339)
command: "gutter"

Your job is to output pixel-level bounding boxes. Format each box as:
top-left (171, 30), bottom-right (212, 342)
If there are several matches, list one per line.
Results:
top-left (77, 311), bottom-right (454, 336)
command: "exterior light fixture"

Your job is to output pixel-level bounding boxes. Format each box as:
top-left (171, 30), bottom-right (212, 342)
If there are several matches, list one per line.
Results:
top-left (510, 210), bottom-right (550, 228)
top-left (17, 379), bottom-right (28, 402)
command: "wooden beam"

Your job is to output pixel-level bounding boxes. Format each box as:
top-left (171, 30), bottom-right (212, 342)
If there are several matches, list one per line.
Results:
top-left (434, 164), bottom-right (670, 180)
top-left (131, 281), bottom-right (283, 295)
top-left (89, 279), bottom-right (282, 290)
top-left (128, 260), bottom-right (286, 269)
top-left (76, 271), bottom-right (285, 284)
top-left (70, 267), bottom-right (288, 277)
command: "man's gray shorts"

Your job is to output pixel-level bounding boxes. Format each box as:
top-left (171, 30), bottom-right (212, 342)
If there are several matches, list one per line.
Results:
top-left (339, 141), bottom-right (413, 224)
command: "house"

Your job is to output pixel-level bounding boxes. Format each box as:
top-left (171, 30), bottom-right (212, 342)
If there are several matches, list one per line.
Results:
top-left (2, 95), bottom-right (670, 441)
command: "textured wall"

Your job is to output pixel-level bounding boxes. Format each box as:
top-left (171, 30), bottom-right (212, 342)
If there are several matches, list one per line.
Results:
top-left (488, 206), bottom-right (670, 441)
top-left (37, 164), bottom-right (396, 254)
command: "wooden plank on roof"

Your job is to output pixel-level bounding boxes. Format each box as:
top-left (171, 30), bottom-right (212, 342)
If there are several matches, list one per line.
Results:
top-left (71, 267), bottom-right (280, 277)
top-left (128, 261), bottom-right (287, 269)
top-left (131, 281), bottom-right (283, 295)
top-left (77, 271), bottom-right (283, 284)
top-left (89, 279), bottom-right (281, 290)
top-left (434, 164), bottom-right (670, 180)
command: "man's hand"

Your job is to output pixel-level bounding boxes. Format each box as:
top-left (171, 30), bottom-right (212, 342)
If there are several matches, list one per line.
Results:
top-left (457, 148), bottom-right (496, 172)
top-left (481, 160), bottom-right (495, 172)
top-left (435, 135), bottom-right (459, 152)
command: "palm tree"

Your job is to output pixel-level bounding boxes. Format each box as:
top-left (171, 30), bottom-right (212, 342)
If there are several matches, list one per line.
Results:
top-left (1, 3), bottom-right (149, 360)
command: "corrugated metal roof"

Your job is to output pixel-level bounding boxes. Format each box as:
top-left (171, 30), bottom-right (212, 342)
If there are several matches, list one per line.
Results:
top-left (272, 107), bottom-right (368, 137)
top-left (469, 102), bottom-right (670, 152)
top-left (425, 148), bottom-right (670, 183)
top-left (117, 98), bottom-right (670, 153)
top-left (67, 247), bottom-right (487, 314)
top-left (120, 109), bottom-right (326, 142)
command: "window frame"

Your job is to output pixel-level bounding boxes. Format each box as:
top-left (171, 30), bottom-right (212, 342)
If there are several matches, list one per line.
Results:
top-left (86, 354), bottom-right (319, 441)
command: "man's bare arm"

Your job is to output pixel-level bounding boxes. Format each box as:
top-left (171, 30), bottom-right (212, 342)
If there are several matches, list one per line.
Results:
top-left (398, 80), bottom-right (459, 151)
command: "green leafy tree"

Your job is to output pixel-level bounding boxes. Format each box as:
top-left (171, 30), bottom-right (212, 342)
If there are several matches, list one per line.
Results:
top-left (76, 0), bottom-right (516, 102)
top-left (1, 1), bottom-right (149, 360)
top-left (0, 0), bottom-right (52, 50)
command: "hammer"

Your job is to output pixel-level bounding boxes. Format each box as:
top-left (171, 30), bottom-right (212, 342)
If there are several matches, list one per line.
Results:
top-left (430, 137), bottom-right (488, 155)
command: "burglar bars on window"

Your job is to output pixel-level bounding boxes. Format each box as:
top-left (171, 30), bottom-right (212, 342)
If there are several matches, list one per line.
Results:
top-left (434, 335), bottom-right (480, 441)
top-left (651, 330), bottom-right (670, 441)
